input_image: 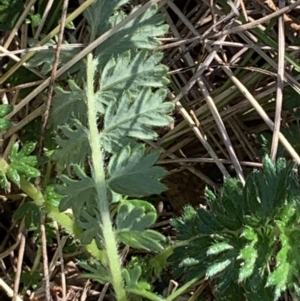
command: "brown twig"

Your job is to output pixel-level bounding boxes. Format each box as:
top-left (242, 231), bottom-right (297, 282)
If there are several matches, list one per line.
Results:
top-left (54, 221), bottom-right (67, 301)
top-left (13, 230), bottom-right (26, 301)
top-left (0, 220), bottom-right (24, 259)
top-left (211, 0), bottom-right (300, 37)
top-left (39, 0), bottom-right (70, 152)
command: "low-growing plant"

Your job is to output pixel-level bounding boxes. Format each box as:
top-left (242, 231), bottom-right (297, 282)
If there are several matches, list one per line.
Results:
top-left (0, 1), bottom-right (181, 300)
top-left (3, 1), bottom-right (300, 301)
top-left (169, 156), bottom-right (300, 301)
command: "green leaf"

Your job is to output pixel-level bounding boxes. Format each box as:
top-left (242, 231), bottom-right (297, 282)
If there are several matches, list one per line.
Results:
top-left (52, 120), bottom-right (90, 169)
top-left (241, 227), bottom-right (257, 241)
top-left (244, 156), bottom-right (292, 220)
top-left (0, 0), bottom-right (24, 31)
top-left (170, 155), bottom-right (300, 299)
top-left (21, 270), bottom-right (42, 290)
top-left (50, 80), bottom-right (87, 126)
top-left (116, 199), bottom-right (157, 230)
top-left (29, 13), bottom-right (42, 28)
top-left (77, 208), bottom-right (104, 248)
top-left (27, 41), bottom-right (81, 76)
top-left (238, 244), bottom-right (258, 282)
top-left (0, 104), bottom-right (13, 118)
top-left (123, 264), bottom-right (163, 301)
top-left (102, 88), bottom-right (173, 151)
top-left (0, 169), bottom-right (9, 189)
top-left (217, 259), bottom-right (239, 293)
top-left (8, 142), bottom-right (40, 185)
top-left (79, 260), bottom-right (111, 284)
top-left (221, 178), bottom-right (244, 223)
top-left (266, 232), bottom-right (291, 299)
top-left (108, 144), bottom-right (167, 196)
top-left (13, 202), bottom-right (41, 228)
top-left (282, 86), bottom-right (300, 110)
top-left (215, 282), bottom-right (245, 301)
top-left (81, 0), bottom-right (129, 42)
top-left (197, 208), bottom-right (222, 234)
top-left (207, 243), bottom-right (233, 256)
top-left (100, 50), bottom-right (169, 100)
top-left (116, 199), bottom-right (165, 251)
top-left (57, 165), bottom-right (96, 216)
top-left (7, 166), bottom-right (20, 184)
top-left (95, 5), bottom-right (168, 68)
top-left (206, 259), bottom-right (232, 279)
top-left (44, 185), bottom-right (61, 210)
top-left (0, 118), bottom-right (11, 131)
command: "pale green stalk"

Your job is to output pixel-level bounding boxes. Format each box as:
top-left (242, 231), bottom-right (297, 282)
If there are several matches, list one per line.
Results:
top-left (86, 54), bottom-right (127, 301)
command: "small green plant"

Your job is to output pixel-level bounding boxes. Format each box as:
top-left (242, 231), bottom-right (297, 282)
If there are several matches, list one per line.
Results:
top-left (169, 156), bottom-right (300, 301)
top-left (0, 1), bottom-right (182, 301)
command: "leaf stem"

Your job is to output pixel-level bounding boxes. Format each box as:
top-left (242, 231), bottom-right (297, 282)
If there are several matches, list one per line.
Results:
top-left (18, 176), bottom-right (105, 262)
top-left (86, 54), bottom-right (127, 301)
top-left (166, 278), bottom-right (199, 301)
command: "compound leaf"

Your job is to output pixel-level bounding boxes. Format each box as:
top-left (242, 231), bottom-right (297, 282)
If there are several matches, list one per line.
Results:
top-left (116, 199), bottom-right (165, 251)
top-left (21, 270), bottom-right (42, 290)
top-left (76, 208), bottom-right (103, 248)
top-left (95, 5), bottom-right (168, 68)
top-left (102, 88), bottom-right (174, 152)
top-left (79, 260), bottom-right (111, 284)
top-left (7, 142), bottom-right (40, 185)
top-left (52, 119), bottom-right (90, 169)
top-left (57, 165), bottom-right (96, 216)
top-left (107, 144), bottom-right (167, 196)
top-left (27, 40), bottom-right (81, 76)
top-left (117, 201), bottom-right (155, 230)
top-left (50, 80), bottom-right (86, 127)
top-left (123, 264), bottom-right (163, 301)
top-left (80, 0), bottom-right (129, 42)
top-left (100, 50), bottom-right (169, 100)
top-left (13, 202), bottom-right (41, 228)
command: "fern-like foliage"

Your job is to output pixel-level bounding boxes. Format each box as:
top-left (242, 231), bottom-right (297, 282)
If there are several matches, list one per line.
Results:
top-left (169, 156), bottom-right (300, 301)
top-left (116, 199), bottom-right (165, 251)
top-left (49, 3), bottom-right (174, 265)
top-left (50, 80), bottom-right (87, 127)
top-left (85, 2), bottom-right (168, 68)
top-left (52, 120), bottom-right (90, 170)
top-left (50, 1), bottom-right (172, 167)
top-left (108, 145), bottom-right (167, 196)
top-left (100, 50), bottom-right (169, 99)
top-left (51, 51), bottom-right (172, 158)
top-left (80, 0), bottom-right (130, 42)
top-left (102, 88), bottom-right (173, 153)
top-left (27, 40), bottom-right (82, 76)
top-left (0, 142), bottom-right (40, 188)
top-left (80, 258), bottom-right (161, 301)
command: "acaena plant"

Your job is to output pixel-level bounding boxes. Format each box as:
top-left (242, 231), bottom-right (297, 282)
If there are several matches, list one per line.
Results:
top-left (169, 156), bottom-right (300, 301)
